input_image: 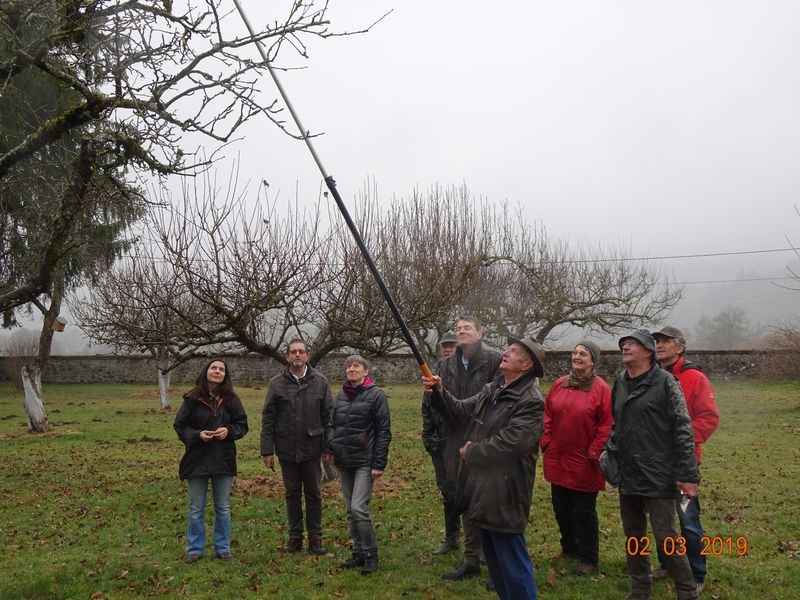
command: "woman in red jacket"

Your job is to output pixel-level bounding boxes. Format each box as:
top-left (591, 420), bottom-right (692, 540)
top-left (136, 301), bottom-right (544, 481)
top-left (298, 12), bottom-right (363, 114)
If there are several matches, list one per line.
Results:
top-left (540, 341), bottom-right (613, 574)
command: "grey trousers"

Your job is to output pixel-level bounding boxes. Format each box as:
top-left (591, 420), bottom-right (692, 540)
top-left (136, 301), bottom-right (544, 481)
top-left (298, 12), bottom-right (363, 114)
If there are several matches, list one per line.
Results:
top-left (339, 465), bottom-right (377, 554)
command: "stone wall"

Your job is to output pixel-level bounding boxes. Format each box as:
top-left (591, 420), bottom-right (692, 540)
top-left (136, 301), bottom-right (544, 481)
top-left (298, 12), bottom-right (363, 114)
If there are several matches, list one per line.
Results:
top-left (1, 349), bottom-right (798, 386)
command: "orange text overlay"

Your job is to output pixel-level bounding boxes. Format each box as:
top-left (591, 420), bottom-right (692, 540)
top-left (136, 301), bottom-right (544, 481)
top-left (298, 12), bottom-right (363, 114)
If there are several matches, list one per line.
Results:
top-left (625, 536), bottom-right (749, 557)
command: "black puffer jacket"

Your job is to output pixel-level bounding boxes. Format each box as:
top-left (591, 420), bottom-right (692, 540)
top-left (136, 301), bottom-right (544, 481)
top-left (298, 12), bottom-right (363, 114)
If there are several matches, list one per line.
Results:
top-left (431, 371), bottom-right (544, 534)
top-left (329, 379), bottom-right (391, 471)
top-left (174, 389), bottom-right (249, 480)
top-left (421, 342), bottom-right (501, 478)
top-left (260, 367), bottom-right (333, 463)
top-left (604, 365), bottom-right (698, 497)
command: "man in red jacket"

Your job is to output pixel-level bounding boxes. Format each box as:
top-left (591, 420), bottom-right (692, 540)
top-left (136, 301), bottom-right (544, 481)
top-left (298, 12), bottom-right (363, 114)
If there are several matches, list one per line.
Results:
top-left (653, 326), bottom-right (720, 593)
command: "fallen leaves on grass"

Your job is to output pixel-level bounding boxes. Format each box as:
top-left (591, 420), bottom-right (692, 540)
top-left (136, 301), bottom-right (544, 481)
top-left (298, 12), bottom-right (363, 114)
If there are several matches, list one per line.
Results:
top-left (778, 540), bottom-right (800, 559)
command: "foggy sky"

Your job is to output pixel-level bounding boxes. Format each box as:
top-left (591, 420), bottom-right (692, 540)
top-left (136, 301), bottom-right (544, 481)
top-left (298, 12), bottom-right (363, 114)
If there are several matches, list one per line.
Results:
top-left (5, 1), bottom-right (800, 351)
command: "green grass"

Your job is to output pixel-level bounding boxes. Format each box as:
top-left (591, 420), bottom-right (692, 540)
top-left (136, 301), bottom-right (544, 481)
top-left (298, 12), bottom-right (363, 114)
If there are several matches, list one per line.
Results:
top-left (1, 380), bottom-right (799, 599)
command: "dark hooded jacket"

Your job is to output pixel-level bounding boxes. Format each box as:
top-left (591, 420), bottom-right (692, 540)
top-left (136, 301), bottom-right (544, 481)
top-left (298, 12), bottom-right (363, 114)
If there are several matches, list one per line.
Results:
top-left (260, 366), bottom-right (333, 463)
top-left (174, 389), bottom-right (249, 480)
top-left (421, 342), bottom-right (501, 479)
top-left (604, 364), bottom-right (698, 497)
top-left (431, 370), bottom-right (544, 534)
top-left (329, 377), bottom-right (391, 471)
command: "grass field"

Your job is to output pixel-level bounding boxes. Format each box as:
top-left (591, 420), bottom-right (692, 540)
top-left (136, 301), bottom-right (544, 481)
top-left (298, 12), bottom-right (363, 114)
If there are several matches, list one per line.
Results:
top-left (1, 379), bottom-right (799, 599)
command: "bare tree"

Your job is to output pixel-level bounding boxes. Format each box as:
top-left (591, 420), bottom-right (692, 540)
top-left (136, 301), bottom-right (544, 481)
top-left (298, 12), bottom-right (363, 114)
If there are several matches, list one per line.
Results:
top-left (162, 168), bottom-right (330, 357)
top-left (1, 0), bottom-right (374, 314)
top-left (71, 245), bottom-right (237, 409)
top-left (299, 183), bottom-right (495, 364)
top-left (478, 214), bottom-right (682, 345)
top-left (2, 0), bottom-right (371, 428)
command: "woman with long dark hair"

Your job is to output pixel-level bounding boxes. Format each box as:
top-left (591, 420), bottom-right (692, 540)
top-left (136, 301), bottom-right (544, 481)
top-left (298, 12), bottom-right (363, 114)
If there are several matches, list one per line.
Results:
top-left (174, 359), bottom-right (248, 562)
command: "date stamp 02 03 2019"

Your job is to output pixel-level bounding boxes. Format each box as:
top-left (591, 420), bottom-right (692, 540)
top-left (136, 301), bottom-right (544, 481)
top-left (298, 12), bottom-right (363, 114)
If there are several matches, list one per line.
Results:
top-left (625, 535), bottom-right (750, 557)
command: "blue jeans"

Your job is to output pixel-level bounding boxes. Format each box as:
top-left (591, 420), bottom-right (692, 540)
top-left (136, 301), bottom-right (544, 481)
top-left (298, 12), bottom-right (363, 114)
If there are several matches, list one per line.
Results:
top-left (339, 466), bottom-right (376, 554)
top-left (657, 495), bottom-right (706, 583)
top-left (186, 475), bottom-right (233, 556)
top-left (481, 529), bottom-right (538, 600)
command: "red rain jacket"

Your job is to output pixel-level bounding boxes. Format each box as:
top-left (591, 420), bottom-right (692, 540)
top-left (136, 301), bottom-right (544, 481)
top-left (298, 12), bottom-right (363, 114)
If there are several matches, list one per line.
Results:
top-left (665, 356), bottom-right (719, 464)
top-left (540, 375), bottom-right (613, 492)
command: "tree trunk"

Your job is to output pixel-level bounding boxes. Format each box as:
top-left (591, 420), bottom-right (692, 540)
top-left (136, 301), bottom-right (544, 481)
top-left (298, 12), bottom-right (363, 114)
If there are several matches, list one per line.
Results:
top-left (20, 275), bottom-right (64, 433)
top-left (21, 365), bottom-right (48, 432)
top-left (158, 368), bottom-right (172, 410)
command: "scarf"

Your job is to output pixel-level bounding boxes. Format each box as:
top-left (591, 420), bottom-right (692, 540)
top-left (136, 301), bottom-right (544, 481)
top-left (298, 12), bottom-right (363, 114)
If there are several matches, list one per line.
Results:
top-left (565, 370), bottom-right (595, 391)
top-left (343, 375), bottom-right (375, 399)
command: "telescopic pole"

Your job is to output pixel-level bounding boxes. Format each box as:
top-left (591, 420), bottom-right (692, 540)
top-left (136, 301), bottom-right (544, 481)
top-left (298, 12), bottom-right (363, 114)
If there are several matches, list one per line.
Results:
top-left (232, 0), bottom-right (435, 378)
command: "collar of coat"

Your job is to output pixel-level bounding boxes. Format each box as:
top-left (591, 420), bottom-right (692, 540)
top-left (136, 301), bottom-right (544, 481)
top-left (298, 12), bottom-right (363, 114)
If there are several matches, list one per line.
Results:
top-left (342, 375), bottom-right (376, 399)
top-left (617, 363), bottom-right (662, 407)
top-left (490, 369), bottom-right (538, 401)
top-left (283, 364), bottom-right (316, 383)
top-left (456, 341), bottom-right (489, 370)
top-left (183, 388), bottom-right (225, 413)
top-left (666, 355), bottom-right (702, 376)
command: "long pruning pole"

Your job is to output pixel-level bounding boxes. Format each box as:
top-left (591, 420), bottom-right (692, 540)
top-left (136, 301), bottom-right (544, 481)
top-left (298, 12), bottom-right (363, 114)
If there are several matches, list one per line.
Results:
top-left (232, 1), bottom-right (434, 378)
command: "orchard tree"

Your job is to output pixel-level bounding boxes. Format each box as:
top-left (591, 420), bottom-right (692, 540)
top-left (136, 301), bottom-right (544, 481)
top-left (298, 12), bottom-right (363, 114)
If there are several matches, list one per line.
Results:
top-left (1, 0), bottom-right (369, 430)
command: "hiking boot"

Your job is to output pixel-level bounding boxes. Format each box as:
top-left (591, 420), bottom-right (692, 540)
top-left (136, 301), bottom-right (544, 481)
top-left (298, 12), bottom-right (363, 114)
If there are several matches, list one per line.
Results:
top-left (184, 553), bottom-right (202, 564)
top-left (286, 537), bottom-right (303, 553)
top-left (441, 561), bottom-right (480, 581)
top-left (308, 536), bottom-right (327, 556)
top-left (360, 551), bottom-right (379, 575)
top-left (215, 551), bottom-right (233, 560)
top-left (341, 552), bottom-right (365, 569)
top-left (433, 536), bottom-right (460, 555)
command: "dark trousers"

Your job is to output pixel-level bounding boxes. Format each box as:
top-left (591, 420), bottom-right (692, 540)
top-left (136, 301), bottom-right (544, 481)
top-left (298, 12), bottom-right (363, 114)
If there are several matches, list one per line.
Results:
top-left (656, 496), bottom-right (706, 583)
top-left (620, 494), bottom-right (698, 600)
top-left (431, 451), bottom-right (460, 539)
top-left (279, 458), bottom-right (322, 539)
top-left (550, 484), bottom-right (599, 566)
top-left (481, 529), bottom-right (538, 600)
top-left (431, 451), bottom-right (480, 563)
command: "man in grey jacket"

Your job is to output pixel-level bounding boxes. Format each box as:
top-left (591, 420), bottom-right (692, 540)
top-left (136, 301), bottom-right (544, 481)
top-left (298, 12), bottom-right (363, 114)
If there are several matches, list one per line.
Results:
top-left (261, 338), bottom-right (333, 555)
top-left (604, 330), bottom-right (699, 600)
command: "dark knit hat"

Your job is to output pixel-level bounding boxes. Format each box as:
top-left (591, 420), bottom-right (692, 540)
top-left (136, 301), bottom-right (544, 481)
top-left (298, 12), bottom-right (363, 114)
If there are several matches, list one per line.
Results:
top-left (618, 329), bottom-right (656, 356)
top-left (575, 340), bottom-right (601, 366)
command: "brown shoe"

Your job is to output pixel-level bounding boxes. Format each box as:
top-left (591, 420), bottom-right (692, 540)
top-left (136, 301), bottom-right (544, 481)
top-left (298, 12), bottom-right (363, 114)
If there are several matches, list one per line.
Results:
top-left (575, 562), bottom-right (598, 576)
